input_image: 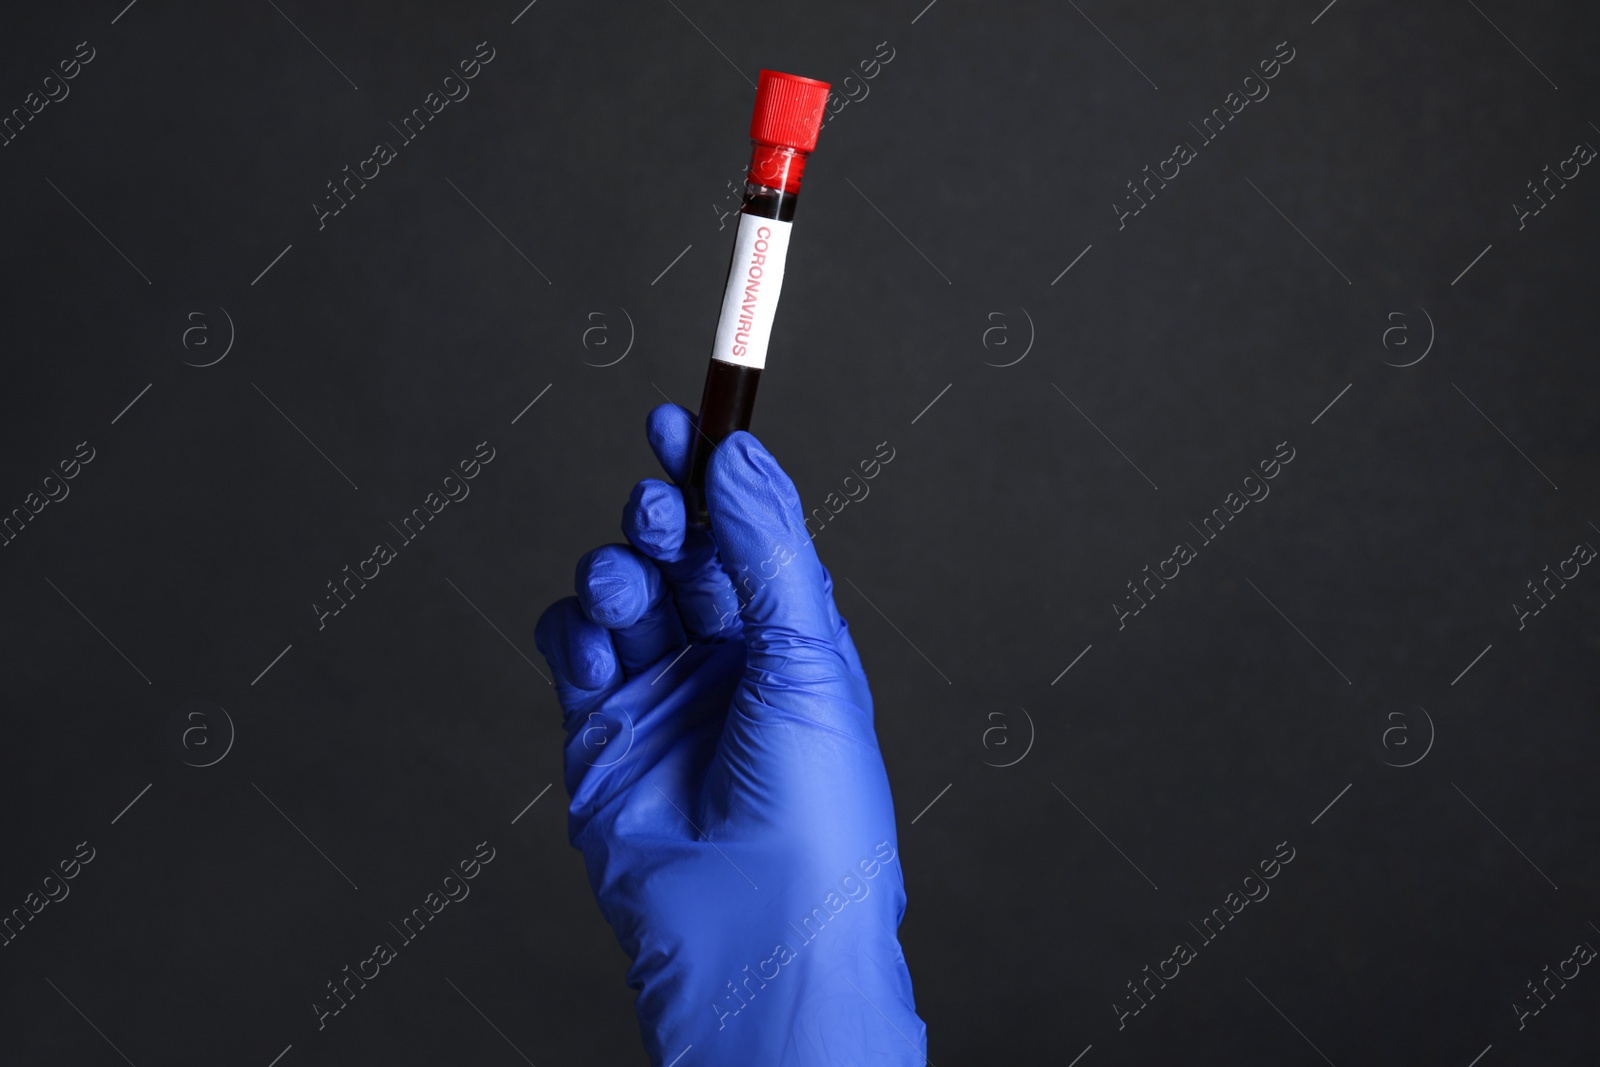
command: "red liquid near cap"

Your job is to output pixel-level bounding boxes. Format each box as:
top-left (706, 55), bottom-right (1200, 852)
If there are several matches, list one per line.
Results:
top-left (682, 69), bottom-right (826, 528)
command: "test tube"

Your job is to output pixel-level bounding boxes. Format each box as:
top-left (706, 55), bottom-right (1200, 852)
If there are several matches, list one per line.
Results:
top-left (682, 69), bottom-right (831, 527)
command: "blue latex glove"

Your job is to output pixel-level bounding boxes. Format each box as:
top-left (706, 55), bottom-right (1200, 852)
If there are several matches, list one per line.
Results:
top-left (535, 404), bottom-right (926, 1066)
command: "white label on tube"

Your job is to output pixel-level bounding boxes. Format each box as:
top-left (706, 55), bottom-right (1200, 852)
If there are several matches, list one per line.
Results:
top-left (711, 214), bottom-right (793, 370)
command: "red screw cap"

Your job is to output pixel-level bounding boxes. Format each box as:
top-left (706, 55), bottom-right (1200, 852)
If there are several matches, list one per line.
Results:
top-left (750, 69), bottom-right (831, 152)
top-left (747, 70), bottom-right (830, 194)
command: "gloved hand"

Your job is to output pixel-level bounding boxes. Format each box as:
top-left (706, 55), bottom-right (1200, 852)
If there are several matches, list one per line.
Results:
top-left (534, 404), bottom-right (926, 1066)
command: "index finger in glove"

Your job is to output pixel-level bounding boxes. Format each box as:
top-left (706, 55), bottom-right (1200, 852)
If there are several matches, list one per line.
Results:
top-left (628, 403), bottom-right (744, 641)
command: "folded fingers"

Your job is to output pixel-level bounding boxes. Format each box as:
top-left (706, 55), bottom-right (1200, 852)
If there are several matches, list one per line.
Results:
top-left (575, 543), bottom-right (687, 674)
top-left (623, 473), bottom-right (742, 642)
top-left (534, 597), bottom-right (622, 727)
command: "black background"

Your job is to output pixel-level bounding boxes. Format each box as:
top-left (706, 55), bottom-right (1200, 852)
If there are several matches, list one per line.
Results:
top-left (1, 1), bottom-right (1596, 1064)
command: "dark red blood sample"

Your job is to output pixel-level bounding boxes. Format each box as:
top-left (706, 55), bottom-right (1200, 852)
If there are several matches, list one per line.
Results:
top-left (683, 70), bottom-right (828, 528)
